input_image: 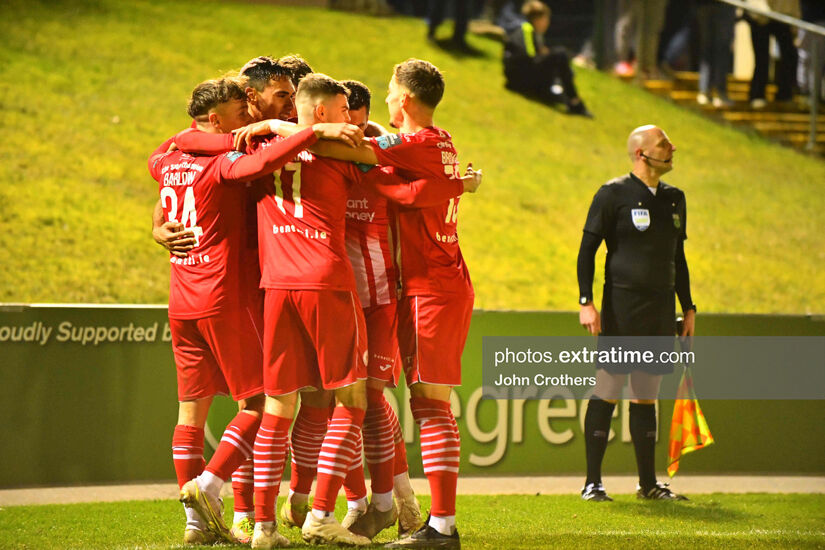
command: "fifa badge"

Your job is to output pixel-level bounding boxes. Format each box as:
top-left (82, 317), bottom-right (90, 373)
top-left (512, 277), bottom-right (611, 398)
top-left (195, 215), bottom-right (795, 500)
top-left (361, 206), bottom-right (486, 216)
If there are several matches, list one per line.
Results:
top-left (631, 208), bottom-right (650, 231)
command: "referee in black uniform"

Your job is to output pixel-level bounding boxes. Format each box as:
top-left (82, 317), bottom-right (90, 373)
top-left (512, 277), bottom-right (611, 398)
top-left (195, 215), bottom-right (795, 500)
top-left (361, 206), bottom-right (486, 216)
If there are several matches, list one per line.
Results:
top-left (577, 125), bottom-right (696, 501)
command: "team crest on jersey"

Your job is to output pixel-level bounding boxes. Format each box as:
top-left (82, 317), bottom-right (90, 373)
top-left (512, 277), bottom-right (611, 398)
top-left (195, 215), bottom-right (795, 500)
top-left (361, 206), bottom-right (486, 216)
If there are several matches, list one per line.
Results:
top-left (225, 151), bottom-right (244, 163)
top-left (376, 134), bottom-right (402, 150)
top-left (631, 208), bottom-right (650, 231)
top-left (672, 213), bottom-right (681, 229)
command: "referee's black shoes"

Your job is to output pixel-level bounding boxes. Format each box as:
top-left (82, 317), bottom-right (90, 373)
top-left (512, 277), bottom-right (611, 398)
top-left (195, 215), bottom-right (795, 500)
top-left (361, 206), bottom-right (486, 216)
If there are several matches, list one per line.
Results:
top-left (581, 482), bottom-right (614, 502)
top-left (637, 482), bottom-right (689, 501)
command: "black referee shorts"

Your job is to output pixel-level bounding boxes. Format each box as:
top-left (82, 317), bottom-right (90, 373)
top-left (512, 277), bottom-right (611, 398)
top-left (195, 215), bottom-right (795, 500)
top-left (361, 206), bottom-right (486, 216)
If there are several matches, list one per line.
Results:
top-left (598, 285), bottom-right (676, 374)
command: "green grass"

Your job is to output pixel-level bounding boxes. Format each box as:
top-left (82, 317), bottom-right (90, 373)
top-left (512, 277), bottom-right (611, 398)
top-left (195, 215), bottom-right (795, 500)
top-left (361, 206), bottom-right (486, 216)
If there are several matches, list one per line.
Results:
top-left (1, 494), bottom-right (824, 549)
top-left (1, 0), bottom-right (824, 313)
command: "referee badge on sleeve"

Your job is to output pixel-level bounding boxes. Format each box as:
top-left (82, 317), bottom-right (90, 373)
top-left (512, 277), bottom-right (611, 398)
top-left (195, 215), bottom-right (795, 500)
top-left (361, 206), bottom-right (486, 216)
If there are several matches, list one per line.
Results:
top-left (631, 208), bottom-right (650, 231)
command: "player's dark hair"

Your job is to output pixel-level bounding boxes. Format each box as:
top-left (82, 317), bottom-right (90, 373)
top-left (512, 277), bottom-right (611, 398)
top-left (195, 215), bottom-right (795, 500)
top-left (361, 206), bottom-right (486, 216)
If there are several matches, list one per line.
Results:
top-left (278, 54), bottom-right (314, 87)
top-left (296, 73), bottom-right (350, 105)
top-left (393, 58), bottom-right (444, 109)
top-left (187, 77), bottom-right (247, 119)
top-left (522, 0), bottom-right (550, 22)
top-left (342, 80), bottom-right (371, 112)
top-left (239, 56), bottom-right (291, 92)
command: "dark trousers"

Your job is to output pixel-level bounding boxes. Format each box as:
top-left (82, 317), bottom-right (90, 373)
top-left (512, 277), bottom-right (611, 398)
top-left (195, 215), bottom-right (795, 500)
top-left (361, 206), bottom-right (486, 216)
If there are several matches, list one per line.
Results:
top-left (697, 3), bottom-right (735, 96)
top-left (428, 0), bottom-right (471, 44)
top-left (748, 19), bottom-right (798, 101)
top-left (507, 47), bottom-right (580, 102)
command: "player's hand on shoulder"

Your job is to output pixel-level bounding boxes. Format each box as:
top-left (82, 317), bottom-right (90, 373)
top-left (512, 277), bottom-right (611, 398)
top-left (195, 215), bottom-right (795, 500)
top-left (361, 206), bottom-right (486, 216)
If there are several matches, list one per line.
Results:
top-left (579, 303), bottom-right (601, 336)
top-left (232, 120), bottom-right (276, 151)
top-left (460, 163), bottom-right (482, 193)
top-left (311, 123), bottom-right (363, 148)
top-left (153, 221), bottom-right (196, 258)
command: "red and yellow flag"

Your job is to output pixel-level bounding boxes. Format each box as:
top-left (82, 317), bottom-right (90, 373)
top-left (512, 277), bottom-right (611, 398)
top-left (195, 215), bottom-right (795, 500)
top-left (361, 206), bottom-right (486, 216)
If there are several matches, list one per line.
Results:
top-left (667, 367), bottom-right (714, 477)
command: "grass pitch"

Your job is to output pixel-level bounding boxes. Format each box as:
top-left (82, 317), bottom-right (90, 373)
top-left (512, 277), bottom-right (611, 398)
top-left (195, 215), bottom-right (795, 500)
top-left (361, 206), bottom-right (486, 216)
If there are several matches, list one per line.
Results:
top-left (1, 493), bottom-right (823, 549)
top-left (1, 1), bottom-right (824, 313)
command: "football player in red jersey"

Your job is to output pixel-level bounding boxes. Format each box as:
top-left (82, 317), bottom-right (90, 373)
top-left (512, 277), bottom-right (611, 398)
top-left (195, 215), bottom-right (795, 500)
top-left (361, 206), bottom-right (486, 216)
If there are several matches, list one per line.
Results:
top-left (147, 76), bottom-right (324, 546)
top-left (302, 59), bottom-right (473, 549)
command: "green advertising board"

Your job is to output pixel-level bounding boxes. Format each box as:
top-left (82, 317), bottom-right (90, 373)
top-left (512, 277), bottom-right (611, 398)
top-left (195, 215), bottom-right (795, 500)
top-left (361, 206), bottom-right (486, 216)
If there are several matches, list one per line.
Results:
top-left (0, 305), bottom-right (823, 487)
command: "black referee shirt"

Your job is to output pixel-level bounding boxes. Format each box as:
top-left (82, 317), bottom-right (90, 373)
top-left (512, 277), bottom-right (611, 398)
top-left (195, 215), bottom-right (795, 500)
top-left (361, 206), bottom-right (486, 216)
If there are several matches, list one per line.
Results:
top-left (583, 173), bottom-right (686, 291)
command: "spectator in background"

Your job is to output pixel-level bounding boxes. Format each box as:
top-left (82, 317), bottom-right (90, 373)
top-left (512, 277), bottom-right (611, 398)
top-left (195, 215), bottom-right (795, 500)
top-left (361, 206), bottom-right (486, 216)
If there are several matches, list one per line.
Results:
top-left (614, 0), bottom-right (635, 76)
top-left (695, 0), bottom-right (736, 108)
top-left (745, 0), bottom-right (800, 109)
top-left (503, 0), bottom-right (593, 117)
top-left (427, 0), bottom-right (473, 50)
top-left (630, 0), bottom-right (668, 80)
top-left (798, 0), bottom-right (825, 106)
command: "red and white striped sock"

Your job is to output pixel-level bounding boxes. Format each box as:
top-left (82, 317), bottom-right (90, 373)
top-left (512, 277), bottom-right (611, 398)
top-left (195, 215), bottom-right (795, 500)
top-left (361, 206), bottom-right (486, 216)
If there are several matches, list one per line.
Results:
top-left (231, 457), bottom-right (254, 516)
top-left (253, 413), bottom-right (291, 523)
top-left (205, 411), bottom-right (261, 482)
top-left (363, 388), bottom-right (395, 496)
top-left (172, 424), bottom-right (205, 489)
top-left (343, 430), bottom-right (367, 503)
top-left (411, 397), bottom-right (460, 517)
top-left (384, 397), bottom-right (409, 477)
top-left (288, 404), bottom-right (329, 496)
top-left (313, 406), bottom-right (365, 513)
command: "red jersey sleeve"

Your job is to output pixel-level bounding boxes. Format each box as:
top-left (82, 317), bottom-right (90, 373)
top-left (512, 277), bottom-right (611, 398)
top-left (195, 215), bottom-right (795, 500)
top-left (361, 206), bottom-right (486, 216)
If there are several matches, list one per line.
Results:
top-left (175, 129), bottom-right (235, 155)
top-left (216, 127), bottom-right (318, 184)
top-left (367, 131), bottom-right (457, 181)
top-left (361, 165), bottom-right (462, 207)
top-left (148, 136), bottom-right (176, 180)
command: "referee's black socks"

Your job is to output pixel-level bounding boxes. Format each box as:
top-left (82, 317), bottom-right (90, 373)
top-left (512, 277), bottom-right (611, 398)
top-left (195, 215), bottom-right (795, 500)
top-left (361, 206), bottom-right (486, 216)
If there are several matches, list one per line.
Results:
top-left (629, 402), bottom-right (658, 492)
top-left (584, 397), bottom-right (615, 485)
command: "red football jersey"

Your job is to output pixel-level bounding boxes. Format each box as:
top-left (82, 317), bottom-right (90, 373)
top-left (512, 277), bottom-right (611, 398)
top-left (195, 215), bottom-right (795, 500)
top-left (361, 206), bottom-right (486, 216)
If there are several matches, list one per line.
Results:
top-left (255, 139), bottom-right (363, 291)
top-left (367, 127), bottom-right (473, 297)
top-left (149, 128), bottom-right (317, 318)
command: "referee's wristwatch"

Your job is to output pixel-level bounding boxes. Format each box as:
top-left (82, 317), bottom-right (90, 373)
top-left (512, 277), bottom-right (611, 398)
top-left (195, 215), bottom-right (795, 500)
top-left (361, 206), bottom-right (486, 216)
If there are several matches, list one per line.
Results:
top-left (579, 296), bottom-right (592, 306)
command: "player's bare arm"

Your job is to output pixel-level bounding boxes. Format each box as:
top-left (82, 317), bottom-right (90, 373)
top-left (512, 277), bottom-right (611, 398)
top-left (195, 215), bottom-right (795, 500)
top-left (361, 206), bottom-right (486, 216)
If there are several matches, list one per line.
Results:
top-left (151, 199), bottom-right (195, 258)
top-left (232, 119), bottom-right (363, 151)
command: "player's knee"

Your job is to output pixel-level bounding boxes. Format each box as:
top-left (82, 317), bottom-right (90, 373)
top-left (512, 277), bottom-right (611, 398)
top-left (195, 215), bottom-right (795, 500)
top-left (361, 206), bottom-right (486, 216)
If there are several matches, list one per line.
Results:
top-left (239, 393), bottom-right (265, 414)
top-left (335, 381), bottom-right (367, 410)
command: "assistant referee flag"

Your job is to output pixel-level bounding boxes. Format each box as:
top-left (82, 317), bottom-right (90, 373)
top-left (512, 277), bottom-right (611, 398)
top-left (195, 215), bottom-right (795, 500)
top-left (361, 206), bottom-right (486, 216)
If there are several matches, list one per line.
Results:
top-left (667, 367), bottom-right (714, 477)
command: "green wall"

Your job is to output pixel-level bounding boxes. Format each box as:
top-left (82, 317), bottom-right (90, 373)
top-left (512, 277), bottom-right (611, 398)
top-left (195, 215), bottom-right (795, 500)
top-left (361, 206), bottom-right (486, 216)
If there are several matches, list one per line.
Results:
top-left (0, 305), bottom-right (822, 487)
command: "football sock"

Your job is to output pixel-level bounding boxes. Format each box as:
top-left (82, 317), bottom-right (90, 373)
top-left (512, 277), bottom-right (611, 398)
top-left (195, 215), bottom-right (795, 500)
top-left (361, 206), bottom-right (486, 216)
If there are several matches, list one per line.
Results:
top-left (584, 397), bottom-right (615, 485)
top-left (253, 413), bottom-right (291, 523)
top-left (363, 388), bottom-right (395, 495)
top-left (204, 410), bottom-right (261, 486)
top-left (393, 473), bottom-right (414, 499)
top-left (313, 405), bottom-right (365, 513)
top-left (343, 430), bottom-right (367, 502)
top-left (385, 397), bottom-right (410, 477)
top-left (428, 514), bottom-right (457, 536)
top-left (371, 490), bottom-right (394, 513)
top-left (233, 510), bottom-right (253, 524)
top-left (289, 404), bottom-right (329, 495)
top-left (231, 457), bottom-right (254, 514)
top-left (172, 424), bottom-right (205, 489)
top-left (410, 397), bottom-right (460, 517)
top-left (629, 402), bottom-right (658, 491)
top-left (347, 496), bottom-right (368, 512)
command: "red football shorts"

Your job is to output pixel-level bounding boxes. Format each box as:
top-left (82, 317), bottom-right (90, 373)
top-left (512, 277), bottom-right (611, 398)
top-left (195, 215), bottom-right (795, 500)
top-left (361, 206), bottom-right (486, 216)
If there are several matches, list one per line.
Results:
top-left (396, 294), bottom-right (474, 387)
top-left (363, 302), bottom-right (401, 387)
top-left (263, 288), bottom-right (368, 396)
top-left (169, 305), bottom-right (265, 402)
